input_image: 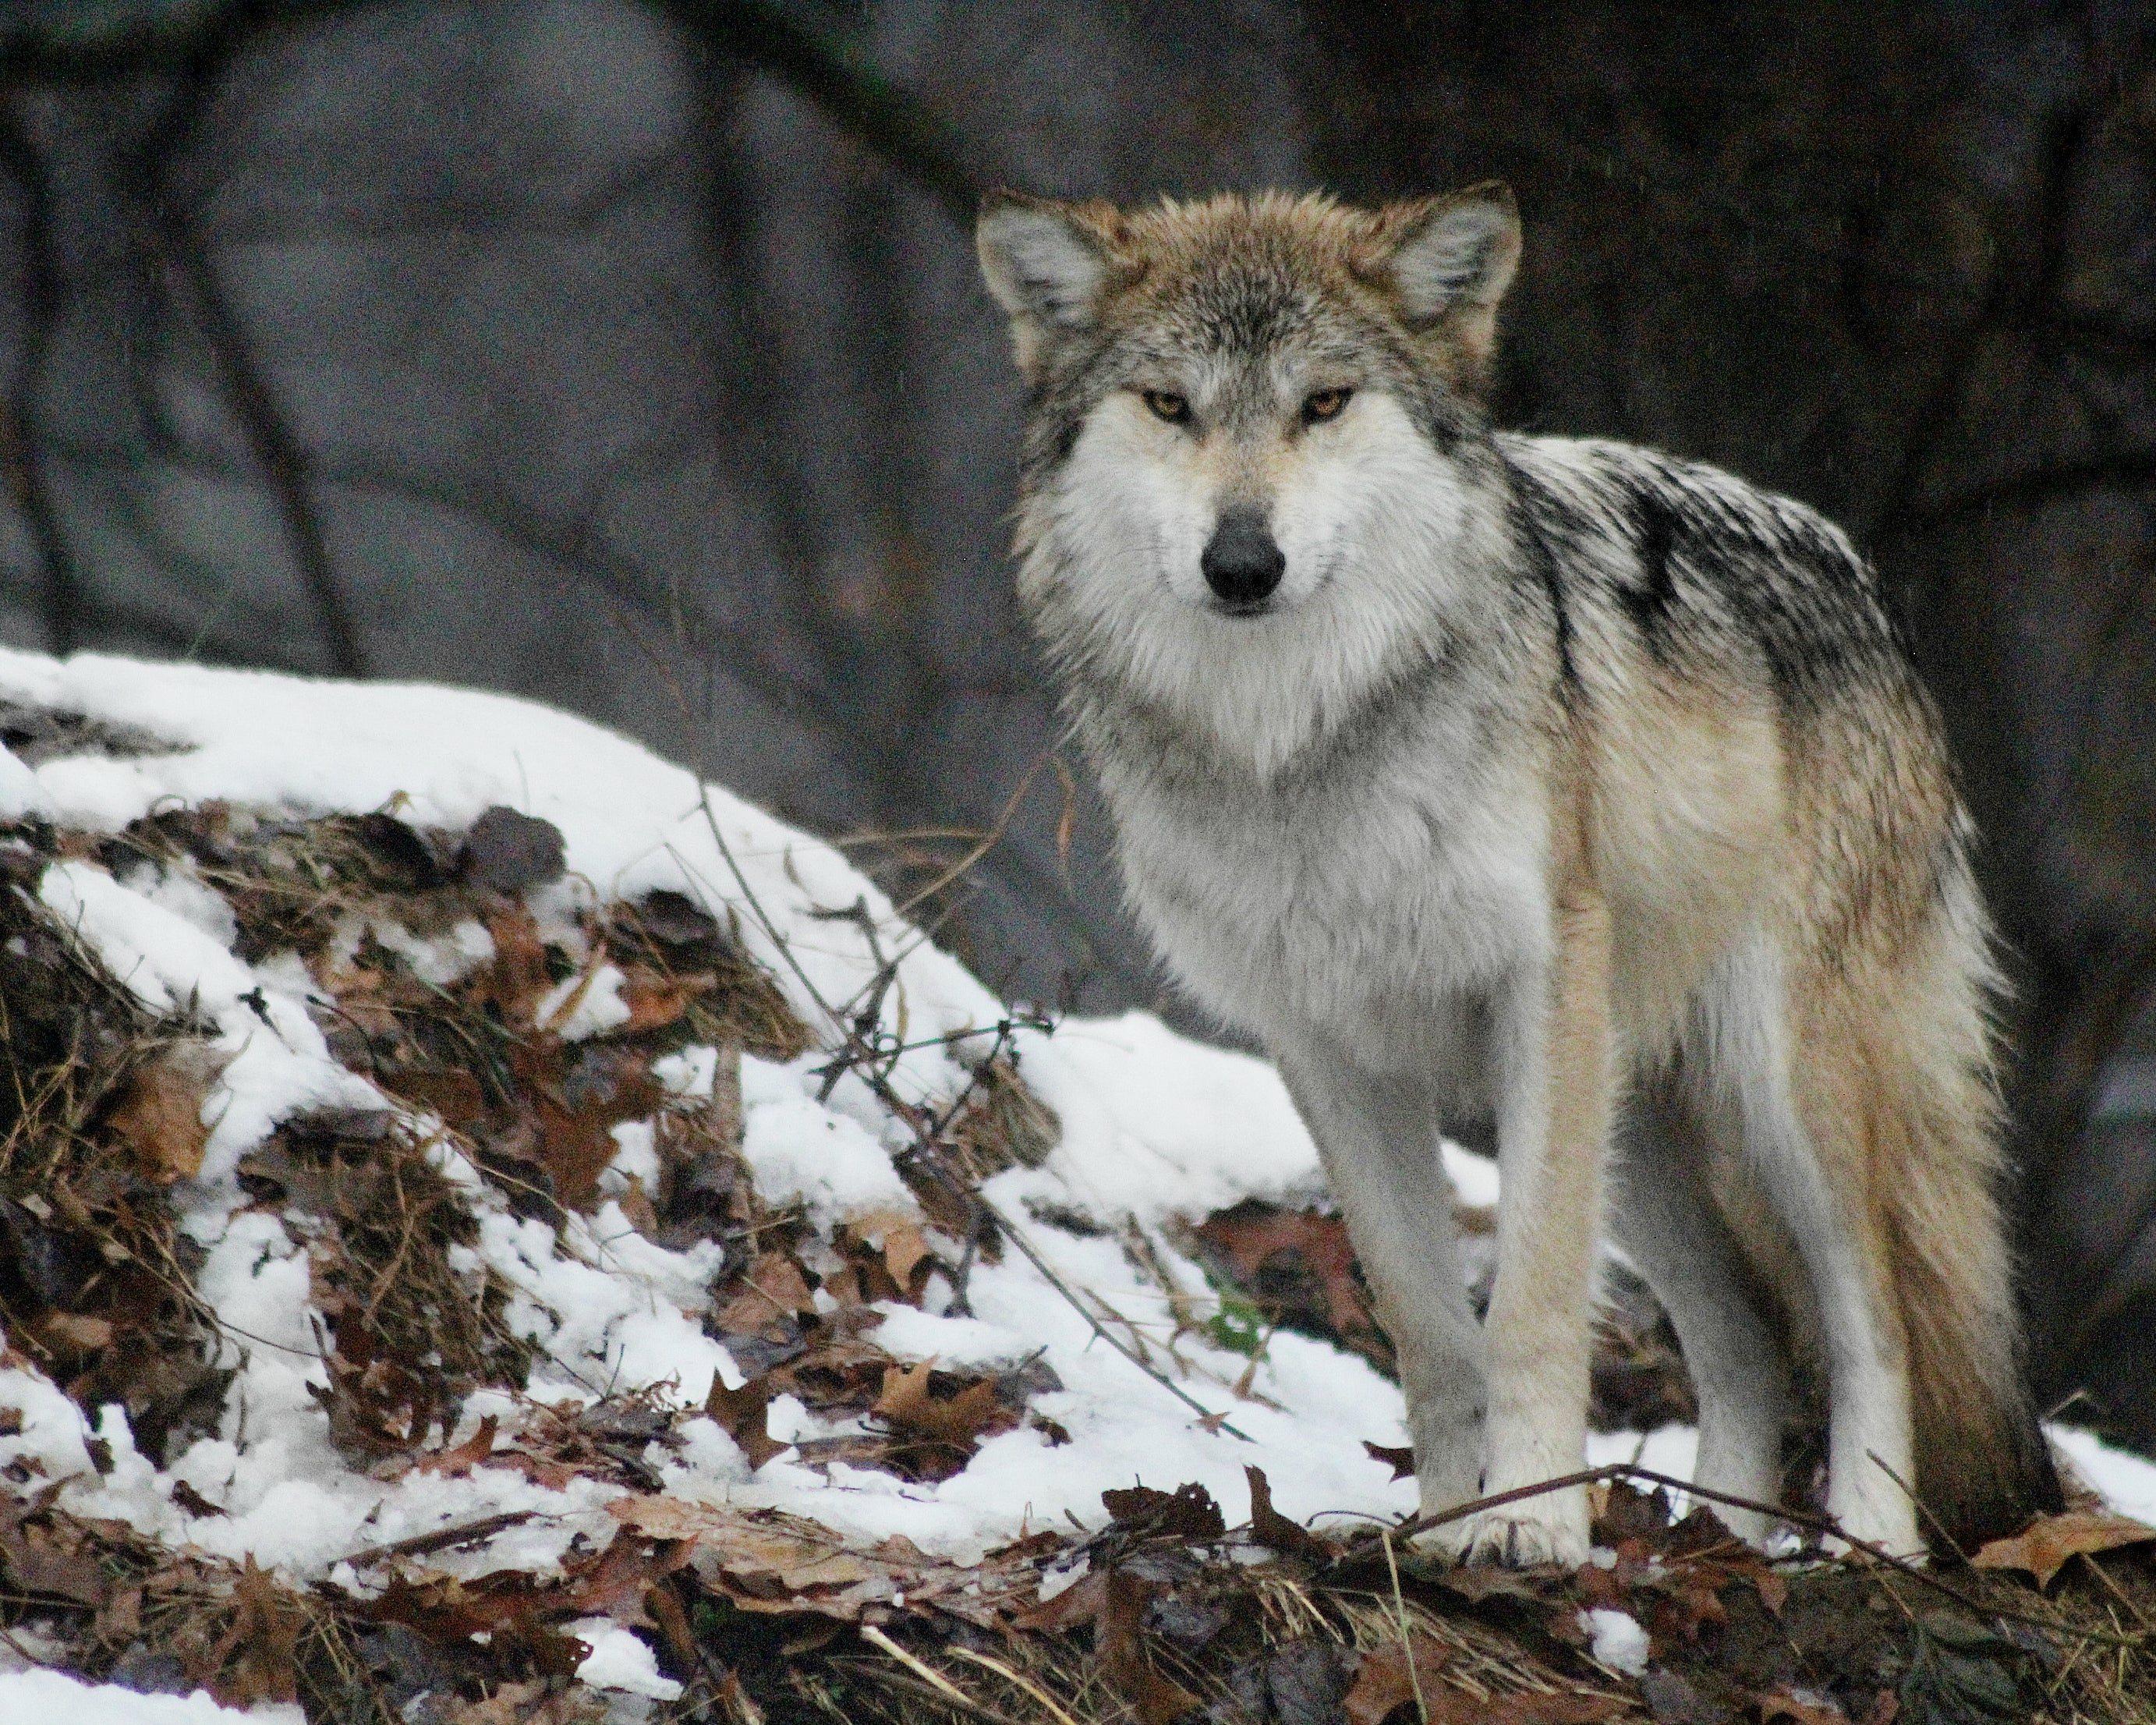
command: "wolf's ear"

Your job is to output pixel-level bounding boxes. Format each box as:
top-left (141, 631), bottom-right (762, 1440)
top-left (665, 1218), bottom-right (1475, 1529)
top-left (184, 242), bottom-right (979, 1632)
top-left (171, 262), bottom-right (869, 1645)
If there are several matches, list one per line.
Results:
top-left (1365, 182), bottom-right (1521, 391)
top-left (977, 193), bottom-right (1117, 381)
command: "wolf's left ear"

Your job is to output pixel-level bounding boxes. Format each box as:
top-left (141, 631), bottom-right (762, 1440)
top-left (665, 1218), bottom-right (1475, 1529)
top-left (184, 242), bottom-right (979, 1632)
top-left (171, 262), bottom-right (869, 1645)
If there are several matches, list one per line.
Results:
top-left (1365, 182), bottom-right (1521, 390)
top-left (977, 193), bottom-right (1117, 381)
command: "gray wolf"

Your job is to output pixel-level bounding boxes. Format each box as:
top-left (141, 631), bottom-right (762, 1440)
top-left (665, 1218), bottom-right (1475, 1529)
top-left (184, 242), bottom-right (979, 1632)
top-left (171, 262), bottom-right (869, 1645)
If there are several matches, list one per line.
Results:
top-left (975, 183), bottom-right (2060, 1564)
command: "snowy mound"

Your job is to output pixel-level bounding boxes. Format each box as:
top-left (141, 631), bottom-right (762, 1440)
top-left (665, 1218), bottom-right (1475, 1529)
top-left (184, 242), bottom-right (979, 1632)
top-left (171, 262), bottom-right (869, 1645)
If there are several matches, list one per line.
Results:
top-left (0, 650), bottom-right (2151, 1724)
top-left (0, 650), bottom-right (1453, 1714)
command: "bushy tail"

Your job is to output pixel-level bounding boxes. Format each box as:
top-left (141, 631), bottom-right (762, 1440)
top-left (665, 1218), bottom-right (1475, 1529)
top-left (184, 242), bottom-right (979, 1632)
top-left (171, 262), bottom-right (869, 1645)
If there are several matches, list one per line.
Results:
top-left (1884, 878), bottom-right (2062, 1553)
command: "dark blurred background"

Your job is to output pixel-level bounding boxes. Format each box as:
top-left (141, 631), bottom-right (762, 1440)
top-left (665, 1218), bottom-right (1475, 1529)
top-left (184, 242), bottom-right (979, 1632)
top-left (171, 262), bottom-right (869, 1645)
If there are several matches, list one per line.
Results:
top-left (2, 0), bottom-right (2152, 1447)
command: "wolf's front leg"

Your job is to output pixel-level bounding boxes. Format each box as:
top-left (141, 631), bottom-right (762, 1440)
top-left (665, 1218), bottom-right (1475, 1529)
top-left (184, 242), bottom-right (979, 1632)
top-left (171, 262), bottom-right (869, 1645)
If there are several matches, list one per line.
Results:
top-left (1431, 897), bottom-right (1616, 1567)
top-left (1277, 1053), bottom-right (1485, 1515)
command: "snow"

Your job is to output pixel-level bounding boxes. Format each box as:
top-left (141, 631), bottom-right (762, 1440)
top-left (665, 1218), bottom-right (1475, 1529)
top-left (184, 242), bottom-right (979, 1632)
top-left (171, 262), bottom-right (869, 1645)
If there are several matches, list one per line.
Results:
top-left (1579, 1607), bottom-right (1652, 1676)
top-left (0, 646), bottom-right (2151, 1703)
top-left (2052, 1426), bottom-right (2156, 1524)
top-left (0, 1669), bottom-right (302, 1723)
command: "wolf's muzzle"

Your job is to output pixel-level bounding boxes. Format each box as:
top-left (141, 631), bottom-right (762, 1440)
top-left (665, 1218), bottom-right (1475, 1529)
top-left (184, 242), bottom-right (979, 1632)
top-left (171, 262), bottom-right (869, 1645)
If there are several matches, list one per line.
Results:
top-left (1202, 507), bottom-right (1286, 610)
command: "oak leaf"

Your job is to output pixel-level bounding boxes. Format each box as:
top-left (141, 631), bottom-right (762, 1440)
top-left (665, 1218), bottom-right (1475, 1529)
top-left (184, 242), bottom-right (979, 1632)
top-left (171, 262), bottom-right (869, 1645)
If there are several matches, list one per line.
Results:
top-left (704, 1374), bottom-right (787, 1469)
top-left (1974, 1508), bottom-right (2156, 1589)
top-left (872, 1359), bottom-right (1011, 1450)
top-left (107, 1052), bottom-right (214, 1183)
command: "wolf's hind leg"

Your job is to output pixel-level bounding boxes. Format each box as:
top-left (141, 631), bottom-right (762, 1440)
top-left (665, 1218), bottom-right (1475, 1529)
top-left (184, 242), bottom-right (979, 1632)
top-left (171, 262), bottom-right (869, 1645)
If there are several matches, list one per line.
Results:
top-left (1702, 937), bottom-right (1921, 1556)
top-left (1611, 1082), bottom-right (1787, 1546)
top-left (1278, 1054), bottom-right (1485, 1515)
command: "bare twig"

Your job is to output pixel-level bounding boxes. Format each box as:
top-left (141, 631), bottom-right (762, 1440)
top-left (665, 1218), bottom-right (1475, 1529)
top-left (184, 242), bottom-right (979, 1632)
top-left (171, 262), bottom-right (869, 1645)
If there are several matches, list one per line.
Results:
top-left (1370, 1461), bottom-right (2147, 1652)
top-left (338, 1508), bottom-right (538, 1567)
top-left (686, 780), bottom-right (1255, 1439)
top-left (136, 171), bottom-right (369, 677)
top-left (665, 0), bottom-right (995, 222)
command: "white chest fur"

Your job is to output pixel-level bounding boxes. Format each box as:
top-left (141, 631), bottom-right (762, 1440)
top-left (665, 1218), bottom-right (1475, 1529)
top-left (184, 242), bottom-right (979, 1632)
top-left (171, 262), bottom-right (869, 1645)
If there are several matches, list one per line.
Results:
top-left (1089, 704), bottom-right (1552, 1064)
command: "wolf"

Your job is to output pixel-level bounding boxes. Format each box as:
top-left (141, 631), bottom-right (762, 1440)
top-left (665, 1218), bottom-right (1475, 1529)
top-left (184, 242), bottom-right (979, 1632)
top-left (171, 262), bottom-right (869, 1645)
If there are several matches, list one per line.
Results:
top-left (975, 182), bottom-right (2061, 1565)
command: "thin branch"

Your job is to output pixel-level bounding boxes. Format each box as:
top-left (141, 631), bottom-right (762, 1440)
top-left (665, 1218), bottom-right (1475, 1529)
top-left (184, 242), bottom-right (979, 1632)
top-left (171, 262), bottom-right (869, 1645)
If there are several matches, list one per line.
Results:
top-left (664, 0), bottom-right (994, 220)
top-left (0, 104), bottom-right (87, 654)
top-left (133, 173), bottom-right (368, 676)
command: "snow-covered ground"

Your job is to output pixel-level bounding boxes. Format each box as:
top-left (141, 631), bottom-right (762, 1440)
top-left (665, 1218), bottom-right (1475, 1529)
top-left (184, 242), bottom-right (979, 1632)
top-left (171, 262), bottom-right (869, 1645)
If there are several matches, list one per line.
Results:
top-left (0, 649), bottom-right (2150, 1722)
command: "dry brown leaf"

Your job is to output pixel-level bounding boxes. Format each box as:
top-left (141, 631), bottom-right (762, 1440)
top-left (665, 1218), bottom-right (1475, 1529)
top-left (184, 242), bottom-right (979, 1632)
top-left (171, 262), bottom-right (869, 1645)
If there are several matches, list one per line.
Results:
top-left (605, 1496), bottom-right (1026, 1624)
top-left (852, 1210), bottom-right (934, 1291)
top-left (1974, 1507), bottom-right (2156, 1588)
top-left (1195, 1203), bottom-right (1390, 1369)
top-left (1365, 1440), bottom-right (1417, 1480)
top-left (0, 1504), bottom-right (107, 1607)
top-left (1101, 1568), bottom-right (1202, 1725)
top-left (713, 1252), bottom-right (817, 1337)
top-left (872, 1360), bottom-right (1011, 1450)
top-left (481, 905), bottom-right (554, 1025)
top-left (621, 965), bottom-right (708, 1032)
top-left (704, 1374), bottom-right (787, 1469)
top-left (1344, 1636), bottom-right (1457, 1725)
top-left (388, 1068), bottom-right (487, 1126)
top-left (34, 1312), bottom-right (114, 1353)
top-left (207, 1556), bottom-right (304, 1706)
top-left (107, 1052), bottom-right (213, 1183)
top-left (417, 1413), bottom-right (501, 1477)
top-left (1244, 1464), bottom-right (1327, 1560)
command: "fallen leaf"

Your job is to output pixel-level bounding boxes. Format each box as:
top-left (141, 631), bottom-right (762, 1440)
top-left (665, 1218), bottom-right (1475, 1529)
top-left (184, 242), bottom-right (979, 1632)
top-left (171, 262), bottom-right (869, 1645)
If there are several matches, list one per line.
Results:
top-left (0, 1501), bottom-right (106, 1606)
top-left (873, 1360), bottom-right (1012, 1450)
top-left (1344, 1636), bottom-right (1454, 1725)
top-left (1101, 1481), bottom-right (1227, 1543)
top-left (106, 1052), bottom-right (213, 1183)
top-left (206, 1556), bottom-right (304, 1706)
top-left (1365, 1440), bottom-right (1417, 1481)
top-left (386, 1068), bottom-right (487, 1126)
top-left (1245, 1464), bottom-right (1327, 1561)
top-left (479, 905), bottom-right (554, 1025)
top-left (619, 965), bottom-right (709, 1033)
top-left (1974, 1508), bottom-right (2156, 1589)
top-left (1194, 1201), bottom-right (1390, 1369)
top-left (852, 1210), bottom-right (934, 1291)
top-left (713, 1252), bottom-right (818, 1337)
top-left (605, 1496), bottom-right (1027, 1625)
top-left (705, 1375), bottom-right (787, 1469)
top-left (518, 1044), bottom-right (663, 1209)
top-left (1101, 1567), bottom-right (1202, 1724)
top-left (418, 1414), bottom-right (501, 1477)
top-left (34, 1311), bottom-right (113, 1353)
top-left (1016, 1567), bottom-right (1106, 1631)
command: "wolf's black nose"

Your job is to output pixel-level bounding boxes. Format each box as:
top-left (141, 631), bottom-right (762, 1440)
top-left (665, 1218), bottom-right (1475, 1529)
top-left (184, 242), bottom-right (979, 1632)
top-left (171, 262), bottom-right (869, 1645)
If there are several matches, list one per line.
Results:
top-left (1202, 508), bottom-right (1286, 607)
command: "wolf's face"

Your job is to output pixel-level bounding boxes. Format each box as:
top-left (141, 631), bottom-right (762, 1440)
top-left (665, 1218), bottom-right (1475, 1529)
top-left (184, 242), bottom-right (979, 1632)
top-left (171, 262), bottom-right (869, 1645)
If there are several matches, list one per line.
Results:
top-left (979, 186), bottom-right (1518, 613)
top-left (978, 188), bottom-right (1523, 770)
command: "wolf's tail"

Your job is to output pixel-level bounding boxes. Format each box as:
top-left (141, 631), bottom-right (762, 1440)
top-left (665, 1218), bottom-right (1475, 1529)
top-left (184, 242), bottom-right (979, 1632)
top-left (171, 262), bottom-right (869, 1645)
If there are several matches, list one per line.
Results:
top-left (1880, 869), bottom-right (2062, 1553)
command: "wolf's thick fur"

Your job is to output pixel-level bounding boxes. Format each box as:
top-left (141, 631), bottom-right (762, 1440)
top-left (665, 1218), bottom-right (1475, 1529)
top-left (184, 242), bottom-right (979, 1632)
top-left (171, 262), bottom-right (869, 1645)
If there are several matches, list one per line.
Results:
top-left (976, 186), bottom-right (2059, 1564)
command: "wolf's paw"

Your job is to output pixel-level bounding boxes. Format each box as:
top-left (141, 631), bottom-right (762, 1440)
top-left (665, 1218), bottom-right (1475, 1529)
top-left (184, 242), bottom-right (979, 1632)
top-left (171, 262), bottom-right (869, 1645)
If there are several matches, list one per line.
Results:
top-left (1416, 1493), bottom-right (1589, 1570)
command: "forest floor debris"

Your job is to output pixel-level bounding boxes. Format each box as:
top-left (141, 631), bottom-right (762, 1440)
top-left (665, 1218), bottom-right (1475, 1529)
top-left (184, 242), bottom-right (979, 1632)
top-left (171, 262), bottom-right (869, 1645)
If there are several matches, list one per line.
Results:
top-left (0, 650), bottom-right (2151, 1723)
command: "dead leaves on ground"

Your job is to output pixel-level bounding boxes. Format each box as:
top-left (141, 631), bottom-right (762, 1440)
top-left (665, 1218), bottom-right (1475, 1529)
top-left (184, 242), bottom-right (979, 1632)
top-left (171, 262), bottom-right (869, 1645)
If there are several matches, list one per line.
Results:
top-left (607, 1495), bottom-right (1039, 1626)
top-left (1973, 1506), bottom-right (2156, 1589)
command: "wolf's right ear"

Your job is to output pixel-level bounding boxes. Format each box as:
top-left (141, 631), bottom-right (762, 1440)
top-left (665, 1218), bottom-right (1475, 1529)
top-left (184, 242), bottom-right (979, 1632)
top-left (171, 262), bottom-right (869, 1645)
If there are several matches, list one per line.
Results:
top-left (977, 193), bottom-right (1117, 381)
top-left (1363, 183), bottom-right (1522, 394)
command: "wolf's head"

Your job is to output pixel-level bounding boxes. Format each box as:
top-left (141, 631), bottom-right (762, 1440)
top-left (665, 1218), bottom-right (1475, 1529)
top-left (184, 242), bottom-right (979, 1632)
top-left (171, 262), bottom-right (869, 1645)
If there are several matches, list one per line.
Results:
top-left (977, 186), bottom-right (1521, 770)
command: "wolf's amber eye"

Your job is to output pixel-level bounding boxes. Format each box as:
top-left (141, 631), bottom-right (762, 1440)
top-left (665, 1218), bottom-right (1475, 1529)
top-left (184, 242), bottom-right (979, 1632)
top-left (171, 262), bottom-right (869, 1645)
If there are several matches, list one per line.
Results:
top-left (1302, 388), bottom-right (1352, 424)
top-left (1142, 390), bottom-right (1191, 425)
